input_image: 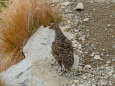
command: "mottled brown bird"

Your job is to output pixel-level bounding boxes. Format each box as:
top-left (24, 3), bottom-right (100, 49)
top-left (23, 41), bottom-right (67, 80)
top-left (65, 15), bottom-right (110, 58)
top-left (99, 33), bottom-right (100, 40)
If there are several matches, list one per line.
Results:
top-left (49, 24), bottom-right (74, 72)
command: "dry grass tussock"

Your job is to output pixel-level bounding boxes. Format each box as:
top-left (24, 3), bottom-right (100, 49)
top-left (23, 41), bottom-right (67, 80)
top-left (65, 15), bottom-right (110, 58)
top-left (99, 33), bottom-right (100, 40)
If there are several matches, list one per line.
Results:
top-left (0, 0), bottom-right (62, 72)
top-left (0, 78), bottom-right (5, 86)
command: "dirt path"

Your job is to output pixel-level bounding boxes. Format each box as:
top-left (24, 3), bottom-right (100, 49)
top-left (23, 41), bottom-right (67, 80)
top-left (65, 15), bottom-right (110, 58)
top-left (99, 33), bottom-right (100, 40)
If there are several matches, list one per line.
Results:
top-left (60, 0), bottom-right (115, 67)
top-left (76, 1), bottom-right (115, 67)
top-left (56, 0), bottom-right (115, 85)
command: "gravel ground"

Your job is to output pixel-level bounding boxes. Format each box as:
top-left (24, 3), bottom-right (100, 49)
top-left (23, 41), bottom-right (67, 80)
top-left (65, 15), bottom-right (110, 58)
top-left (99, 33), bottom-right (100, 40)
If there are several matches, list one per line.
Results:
top-left (52, 0), bottom-right (115, 86)
top-left (0, 0), bottom-right (114, 86)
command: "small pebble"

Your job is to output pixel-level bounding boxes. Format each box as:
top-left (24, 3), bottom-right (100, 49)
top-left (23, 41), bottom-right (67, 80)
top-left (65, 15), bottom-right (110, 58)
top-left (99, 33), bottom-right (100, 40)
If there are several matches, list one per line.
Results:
top-left (83, 76), bottom-right (87, 79)
top-left (102, 49), bottom-right (106, 52)
top-left (73, 44), bottom-right (78, 48)
top-left (92, 84), bottom-right (96, 86)
top-left (75, 2), bottom-right (84, 11)
top-left (112, 59), bottom-right (115, 62)
top-left (83, 52), bottom-right (88, 54)
top-left (73, 80), bottom-right (79, 83)
top-left (92, 9), bottom-right (96, 11)
top-left (84, 65), bottom-right (92, 69)
top-left (71, 84), bottom-right (75, 86)
top-left (83, 18), bottom-right (89, 22)
top-left (94, 55), bottom-right (102, 60)
top-left (62, 1), bottom-right (71, 6)
top-left (107, 24), bottom-right (111, 27)
top-left (106, 60), bottom-right (111, 64)
top-left (86, 29), bottom-right (89, 32)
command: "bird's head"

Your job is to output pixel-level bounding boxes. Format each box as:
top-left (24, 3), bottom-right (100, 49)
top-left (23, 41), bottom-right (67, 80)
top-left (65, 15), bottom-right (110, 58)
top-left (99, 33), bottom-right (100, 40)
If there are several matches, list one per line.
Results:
top-left (49, 23), bottom-right (60, 31)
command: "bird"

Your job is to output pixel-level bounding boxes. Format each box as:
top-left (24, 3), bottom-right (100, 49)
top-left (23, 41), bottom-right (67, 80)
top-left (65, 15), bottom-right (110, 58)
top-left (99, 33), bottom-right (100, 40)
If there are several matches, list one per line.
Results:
top-left (49, 24), bottom-right (74, 72)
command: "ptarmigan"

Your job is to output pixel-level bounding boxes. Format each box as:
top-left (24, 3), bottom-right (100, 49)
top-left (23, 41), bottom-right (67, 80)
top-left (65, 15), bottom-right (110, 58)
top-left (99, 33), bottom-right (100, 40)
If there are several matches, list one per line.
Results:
top-left (49, 24), bottom-right (74, 72)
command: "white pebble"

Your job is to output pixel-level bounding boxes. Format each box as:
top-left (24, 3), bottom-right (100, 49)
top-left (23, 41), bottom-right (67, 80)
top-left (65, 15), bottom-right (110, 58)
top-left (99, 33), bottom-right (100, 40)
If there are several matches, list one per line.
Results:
top-left (74, 80), bottom-right (79, 83)
top-left (76, 2), bottom-right (84, 10)
top-left (107, 24), bottom-right (111, 27)
top-left (94, 55), bottom-right (102, 60)
top-left (83, 76), bottom-right (87, 79)
top-left (72, 40), bottom-right (77, 44)
top-left (62, 1), bottom-right (71, 6)
top-left (73, 44), bottom-right (78, 48)
top-left (84, 65), bottom-right (92, 69)
top-left (83, 18), bottom-right (89, 22)
top-left (92, 84), bottom-right (96, 86)
top-left (71, 83), bottom-right (75, 86)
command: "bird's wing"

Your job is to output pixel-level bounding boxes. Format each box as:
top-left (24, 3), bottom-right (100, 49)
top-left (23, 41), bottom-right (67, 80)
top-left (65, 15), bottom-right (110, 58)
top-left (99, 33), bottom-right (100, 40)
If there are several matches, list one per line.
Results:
top-left (52, 41), bottom-right (63, 55)
top-left (64, 39), bottom-right (73, 52)
top-left (52, 38), bottom-right (73, 55)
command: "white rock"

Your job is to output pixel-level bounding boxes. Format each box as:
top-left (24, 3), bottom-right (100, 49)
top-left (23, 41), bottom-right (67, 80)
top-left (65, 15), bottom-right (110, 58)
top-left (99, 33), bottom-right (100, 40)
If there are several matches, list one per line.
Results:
top-left (62, 1), bottom-right (71, 6)
top-left (1, 26), bottom-right (80, 86)
top-left (83, 76), bottom-right (87, 80)
top-left (92, 9), bottom-right (96, 11)
top-left (83, 52), bottom-right (88, 54)
top-left (71, 83), bottom-right (75, 86)
top-left (74, 29), bottom-right (79, 33)
top-left (92, 84), bottom-right (96, 86)
top-left (73, 80), bottom-right (79, 83)
top-left (75, 2), bottom-right (84, 10)
top-left (84, 65), bottom-right (92, 69)
top-left (23, 26), bottom-right (55, 59)
top-left (73, 42), bottom-right (82, 49)
top-left (94, 55), bottom-right (102, 60)
top-left (106, 60), bottom-right (111, 64)
top-left (107, 24), bottom-right (111, 27)
top-left (77, 66), bottom-right (83, 71)
top-left (83, 18), bottom-right (89, 22)
top-left (67, 20), bottom-right (71, 23)
top-left (73, 44), bottom-right (78, 48)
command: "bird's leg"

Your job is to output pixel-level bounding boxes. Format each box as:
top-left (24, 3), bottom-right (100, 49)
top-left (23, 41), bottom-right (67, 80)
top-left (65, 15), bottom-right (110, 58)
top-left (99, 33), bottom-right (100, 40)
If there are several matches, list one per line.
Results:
top-left (58, 64), bottom-right (63, 72)
top-left (57, 61), bottom-right (67, 75)
top-left (57, 63), bottom-right (65, 76)
top-left (59, 64), bottom-right (64, 72)
top-left (62, 65), bottom-right (66, 72)
top-left (57, 61), bottom-right (63, 71)
top-left (59, 65), bottom-right (67, 76)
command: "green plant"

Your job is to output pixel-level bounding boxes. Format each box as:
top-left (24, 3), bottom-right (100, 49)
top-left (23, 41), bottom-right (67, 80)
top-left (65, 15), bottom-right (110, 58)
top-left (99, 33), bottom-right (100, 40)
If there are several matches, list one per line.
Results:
top-left (0, 0), bottom-right (8, 8)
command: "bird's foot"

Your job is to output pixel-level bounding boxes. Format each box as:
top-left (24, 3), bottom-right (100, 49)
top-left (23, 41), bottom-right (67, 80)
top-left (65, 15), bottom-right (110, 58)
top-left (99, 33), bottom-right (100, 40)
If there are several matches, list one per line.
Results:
top-left (58, 67), bottom-right (67, 76)
top-left (59, 71), bottom-right (66, 76)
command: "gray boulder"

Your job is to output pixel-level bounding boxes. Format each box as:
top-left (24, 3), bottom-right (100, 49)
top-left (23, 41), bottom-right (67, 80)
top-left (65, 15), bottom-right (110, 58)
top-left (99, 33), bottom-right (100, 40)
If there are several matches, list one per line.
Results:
top-left (0, 26), bottom-right (80, 86)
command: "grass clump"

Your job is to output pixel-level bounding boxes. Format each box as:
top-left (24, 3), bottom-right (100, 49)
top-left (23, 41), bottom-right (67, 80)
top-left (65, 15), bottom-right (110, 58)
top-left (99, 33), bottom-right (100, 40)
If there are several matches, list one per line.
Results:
top-left (0, 78), bottom-right (5, 86)
top-left (0, 0), bottom-right (9, 12)
top-left (0, 0), bottom-right (62, 72)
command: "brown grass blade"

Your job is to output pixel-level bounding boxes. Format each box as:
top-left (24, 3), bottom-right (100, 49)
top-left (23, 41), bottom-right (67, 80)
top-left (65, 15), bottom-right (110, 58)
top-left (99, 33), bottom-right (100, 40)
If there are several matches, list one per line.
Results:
top-left (0, 0), bottom-right (62, 72)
